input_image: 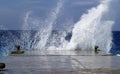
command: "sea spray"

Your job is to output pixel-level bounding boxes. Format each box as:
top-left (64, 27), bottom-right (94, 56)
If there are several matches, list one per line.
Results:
top-left (21, 12), bottom-right (33, 50)
top-left (35, 0), bottom-right (64, 49)
top-left (0, 0), bottom-right (115, 54)
top-left (21, 0), bottom-right (64, 50)
top-left (0, 25), bottom-right (21, 55)
top-left (22, 11), bottom-right (44, 50)
top-left (46, 31), bottom-right (68, 50)
top-left (68, 0), bottom-right (114, 52)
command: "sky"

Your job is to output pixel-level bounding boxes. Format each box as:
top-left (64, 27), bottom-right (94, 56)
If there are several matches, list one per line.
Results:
top-left (0, 0), bottom-right (119, 30)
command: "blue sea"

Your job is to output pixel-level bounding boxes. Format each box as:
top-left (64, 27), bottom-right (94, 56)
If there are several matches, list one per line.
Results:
top-left (0, 30), bottom-right (120, 56)
top-left (111, 31), bottom-right (120, 54)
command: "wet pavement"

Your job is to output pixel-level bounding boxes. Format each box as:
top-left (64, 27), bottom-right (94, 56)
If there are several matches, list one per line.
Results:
top-left (1, 50), bottom-right (120, 74)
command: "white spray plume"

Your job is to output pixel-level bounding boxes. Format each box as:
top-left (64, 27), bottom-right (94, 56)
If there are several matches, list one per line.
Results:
top-left (68, 0), bottom-right (114, 53)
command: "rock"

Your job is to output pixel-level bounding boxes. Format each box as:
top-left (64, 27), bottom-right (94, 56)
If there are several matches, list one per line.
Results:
top-left (0, 63), bottom-right (5, 69)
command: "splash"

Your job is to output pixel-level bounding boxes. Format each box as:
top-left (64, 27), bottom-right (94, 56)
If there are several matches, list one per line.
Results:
top-left (36, 1), bottom-right (63, 49)
top-left (0, 25), bottom-right (21, 56)
top-left (0, 0), bottom-right (114, 55)
top-left (21, 0), bottom-right (64, 50)
top-left (68, 0), bottom-right (114, 52)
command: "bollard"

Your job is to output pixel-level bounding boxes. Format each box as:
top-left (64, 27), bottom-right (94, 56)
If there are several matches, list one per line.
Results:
top-left (0, 63), bottom-right (5, 69)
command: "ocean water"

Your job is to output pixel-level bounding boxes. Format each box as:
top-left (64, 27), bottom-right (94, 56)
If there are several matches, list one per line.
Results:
top-left (0, 0), bottom-right (114, 57)
top-left (111, 31), bottom-right (120, 54)
top-left (0, 30), bottom-right (120, 55)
